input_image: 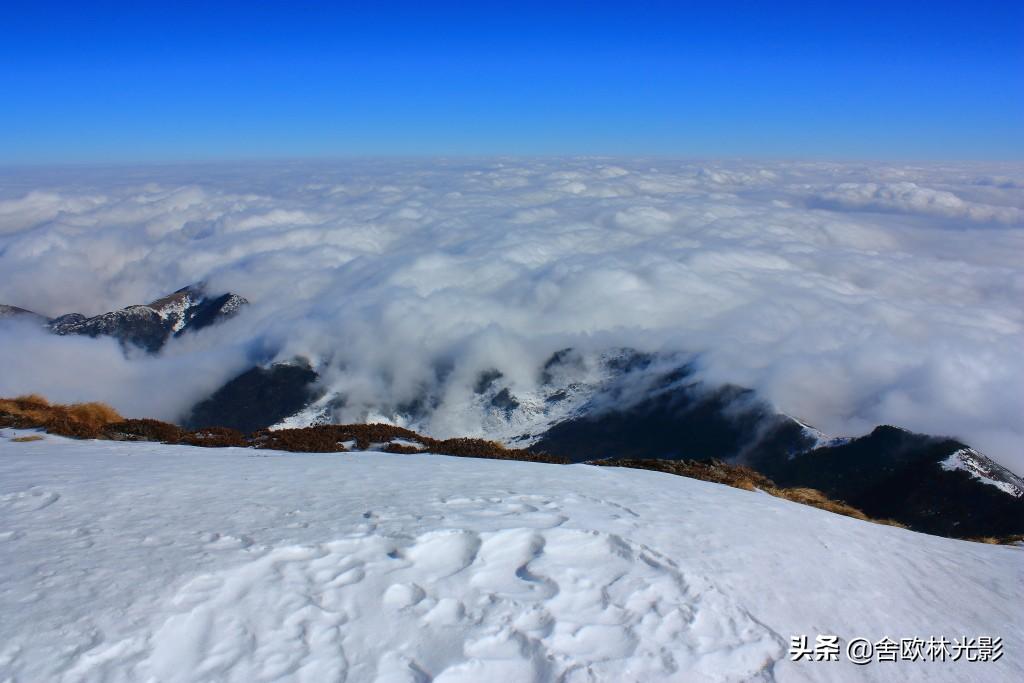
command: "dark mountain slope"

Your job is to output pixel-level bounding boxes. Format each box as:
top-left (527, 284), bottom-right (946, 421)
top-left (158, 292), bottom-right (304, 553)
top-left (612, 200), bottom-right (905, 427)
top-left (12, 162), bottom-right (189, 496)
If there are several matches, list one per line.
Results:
top-left (533, 381), bottom-right (815, 468)
top-left (768, 427), bottom-right (1024, 538)
top-left (185, 361), bottom-right (320, 433)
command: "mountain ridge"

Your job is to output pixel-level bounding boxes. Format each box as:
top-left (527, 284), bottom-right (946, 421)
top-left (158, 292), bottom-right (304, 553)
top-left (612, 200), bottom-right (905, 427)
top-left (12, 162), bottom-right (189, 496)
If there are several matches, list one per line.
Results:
top-left (0, 284), bottom-right (247, 353)
top-left (4, 290), bottom-right (1021, 540)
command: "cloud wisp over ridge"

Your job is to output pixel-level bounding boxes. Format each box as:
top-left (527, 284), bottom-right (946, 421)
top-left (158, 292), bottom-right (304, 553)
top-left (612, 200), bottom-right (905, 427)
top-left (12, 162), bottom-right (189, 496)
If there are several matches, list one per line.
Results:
top-left (1, 159), bottom-right (1022, 471)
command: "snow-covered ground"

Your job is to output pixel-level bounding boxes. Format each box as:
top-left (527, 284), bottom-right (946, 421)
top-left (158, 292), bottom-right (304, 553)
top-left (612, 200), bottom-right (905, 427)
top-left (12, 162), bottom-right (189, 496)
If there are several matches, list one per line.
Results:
top-left (0, 431), bottom-right (1020, 682)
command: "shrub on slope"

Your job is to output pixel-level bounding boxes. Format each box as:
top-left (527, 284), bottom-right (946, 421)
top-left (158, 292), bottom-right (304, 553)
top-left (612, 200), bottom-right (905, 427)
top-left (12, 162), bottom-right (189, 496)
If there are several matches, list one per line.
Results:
top-left (103, 418), bottom-right (185, 443)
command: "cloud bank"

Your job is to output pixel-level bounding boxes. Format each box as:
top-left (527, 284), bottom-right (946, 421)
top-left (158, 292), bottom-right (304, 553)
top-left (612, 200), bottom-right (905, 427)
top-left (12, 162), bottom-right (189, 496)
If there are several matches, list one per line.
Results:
top-left (1, 159), bottom-right (1022, 472)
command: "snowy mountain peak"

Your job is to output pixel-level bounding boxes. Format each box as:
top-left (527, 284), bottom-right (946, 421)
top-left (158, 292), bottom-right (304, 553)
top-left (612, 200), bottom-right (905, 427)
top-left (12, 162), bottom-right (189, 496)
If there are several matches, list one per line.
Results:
top-left (0, 283), bottom-right (250, 353)
top-left (941, 448), bottom-right (1024, 498)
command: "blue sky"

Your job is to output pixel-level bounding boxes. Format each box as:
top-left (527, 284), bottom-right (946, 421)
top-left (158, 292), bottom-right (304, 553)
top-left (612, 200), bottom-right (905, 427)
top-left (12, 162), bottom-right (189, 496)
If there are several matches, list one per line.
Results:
top-left (2, 1), bottom-right (1022, 162)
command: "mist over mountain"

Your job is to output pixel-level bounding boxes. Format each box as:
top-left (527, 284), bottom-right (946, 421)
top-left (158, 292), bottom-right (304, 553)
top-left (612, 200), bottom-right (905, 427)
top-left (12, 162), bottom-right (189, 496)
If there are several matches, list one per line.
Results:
top-left (1, 159), bottom-right (1022, 473)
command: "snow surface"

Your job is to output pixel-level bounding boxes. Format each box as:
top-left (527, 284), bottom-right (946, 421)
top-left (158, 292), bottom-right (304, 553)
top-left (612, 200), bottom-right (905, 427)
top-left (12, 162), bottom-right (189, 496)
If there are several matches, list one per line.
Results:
top-left (0, 431), bottom-right (1020, 682)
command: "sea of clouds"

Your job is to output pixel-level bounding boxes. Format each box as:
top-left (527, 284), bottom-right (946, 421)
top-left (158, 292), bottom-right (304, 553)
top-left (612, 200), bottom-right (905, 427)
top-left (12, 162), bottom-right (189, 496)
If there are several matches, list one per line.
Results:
top-left (1, 158), bottom-right (1022, 472)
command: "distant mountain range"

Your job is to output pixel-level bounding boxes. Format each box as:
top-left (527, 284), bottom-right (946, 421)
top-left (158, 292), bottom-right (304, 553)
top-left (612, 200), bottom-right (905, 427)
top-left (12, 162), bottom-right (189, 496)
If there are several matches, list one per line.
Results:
top-left (3, 286), bottom-right (1021, 539)
top-left (0, 284), bottom-right (247, 352)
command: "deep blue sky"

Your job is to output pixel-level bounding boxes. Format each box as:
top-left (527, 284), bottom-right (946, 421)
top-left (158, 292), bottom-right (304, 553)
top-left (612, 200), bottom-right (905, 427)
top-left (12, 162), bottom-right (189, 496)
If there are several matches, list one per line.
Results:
top-left (2, 1), bottom-right (1021, 162)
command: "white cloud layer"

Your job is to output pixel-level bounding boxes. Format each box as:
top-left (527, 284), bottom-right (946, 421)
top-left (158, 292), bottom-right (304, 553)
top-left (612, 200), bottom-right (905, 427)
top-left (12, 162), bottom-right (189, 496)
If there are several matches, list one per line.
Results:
top-left (1, 159), bottom-right (1022, 472)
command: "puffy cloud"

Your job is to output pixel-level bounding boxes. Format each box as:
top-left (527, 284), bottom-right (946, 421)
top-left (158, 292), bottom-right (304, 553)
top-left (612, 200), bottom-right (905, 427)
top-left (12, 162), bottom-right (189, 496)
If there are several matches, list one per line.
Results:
top-left (810, 181), bottom-right (1023, 224)
top-left (0, 159), bottom-right (1022, 473)
top-left (0, 190), bottom-right (106, 234)
top-left (0, 319), bottom-right (252, 420)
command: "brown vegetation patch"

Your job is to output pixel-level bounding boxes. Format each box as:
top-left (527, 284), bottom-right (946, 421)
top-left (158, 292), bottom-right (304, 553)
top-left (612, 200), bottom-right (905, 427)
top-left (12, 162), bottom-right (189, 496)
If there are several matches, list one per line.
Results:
top-left (103, 419), bottom-right (185, 443)
top-left (0, 394), bottom-right (122, 438)
top-left (178, 427), bottom-right (248, 448)
top-left (429, 437), bottom-right (568, 464)
top-left (250, 426), bottom-right (353, 453)
top-left (248, 423), bottom-right (426, 453)
top-left (383, 444), bottom-right (424, 455)
top-left (10, 434), bottom-right (45, 443)
top-left (595, 458), bottom-right (906, 528)
top-left (596, 458), bottom-right (775, 490)
top-left (966, 534), bottom-right (1024, 546)
top-left (248, 424), bottom-right (568, 463)
top-left (764, 486), bottom-right (903, 527)
top-left (0, 397), bottom-right (566, 463)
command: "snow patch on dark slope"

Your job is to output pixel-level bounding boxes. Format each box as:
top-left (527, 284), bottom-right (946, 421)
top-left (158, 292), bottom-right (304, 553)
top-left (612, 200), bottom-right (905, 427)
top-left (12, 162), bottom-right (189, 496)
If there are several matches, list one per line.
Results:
top-left (940, 448), bottom-right (1024, 498)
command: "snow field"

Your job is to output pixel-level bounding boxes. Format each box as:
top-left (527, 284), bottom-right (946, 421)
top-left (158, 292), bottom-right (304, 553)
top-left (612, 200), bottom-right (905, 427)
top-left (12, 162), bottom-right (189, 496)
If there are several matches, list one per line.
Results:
top-left (0, 432), bottom-right (1020, 682)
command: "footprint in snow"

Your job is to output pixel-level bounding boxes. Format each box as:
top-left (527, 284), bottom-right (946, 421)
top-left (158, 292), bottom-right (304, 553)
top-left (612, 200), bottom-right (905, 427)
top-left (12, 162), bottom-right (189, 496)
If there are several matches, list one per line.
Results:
top-left (0, 488), bottom-right (60, 512)
top-left (69, 500), bottom-right (783, 682)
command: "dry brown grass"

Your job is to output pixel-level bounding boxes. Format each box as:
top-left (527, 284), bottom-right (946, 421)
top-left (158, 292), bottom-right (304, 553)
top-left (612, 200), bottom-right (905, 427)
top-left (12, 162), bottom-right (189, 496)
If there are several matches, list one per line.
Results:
top-left (10, 434), bottom-right (45, 443)
top-left (596, 458), bottom-right (775, 490)
top-left (763, 486), bottom-right (905, 528)
top-left (966, 534), bottom-right (1024, 546)
top-left (0, 395), bottom-right (123, 438)
top-left (1, 395), bottom-right (569, 464)
top-left (11, 393), bottom-right (49, 407)
top-left (429, 437), bottom-right (568, 464)
top-left (764, 486), bottom-right (868, 518)
top-left (595, 458), bottom-right (907, 529)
